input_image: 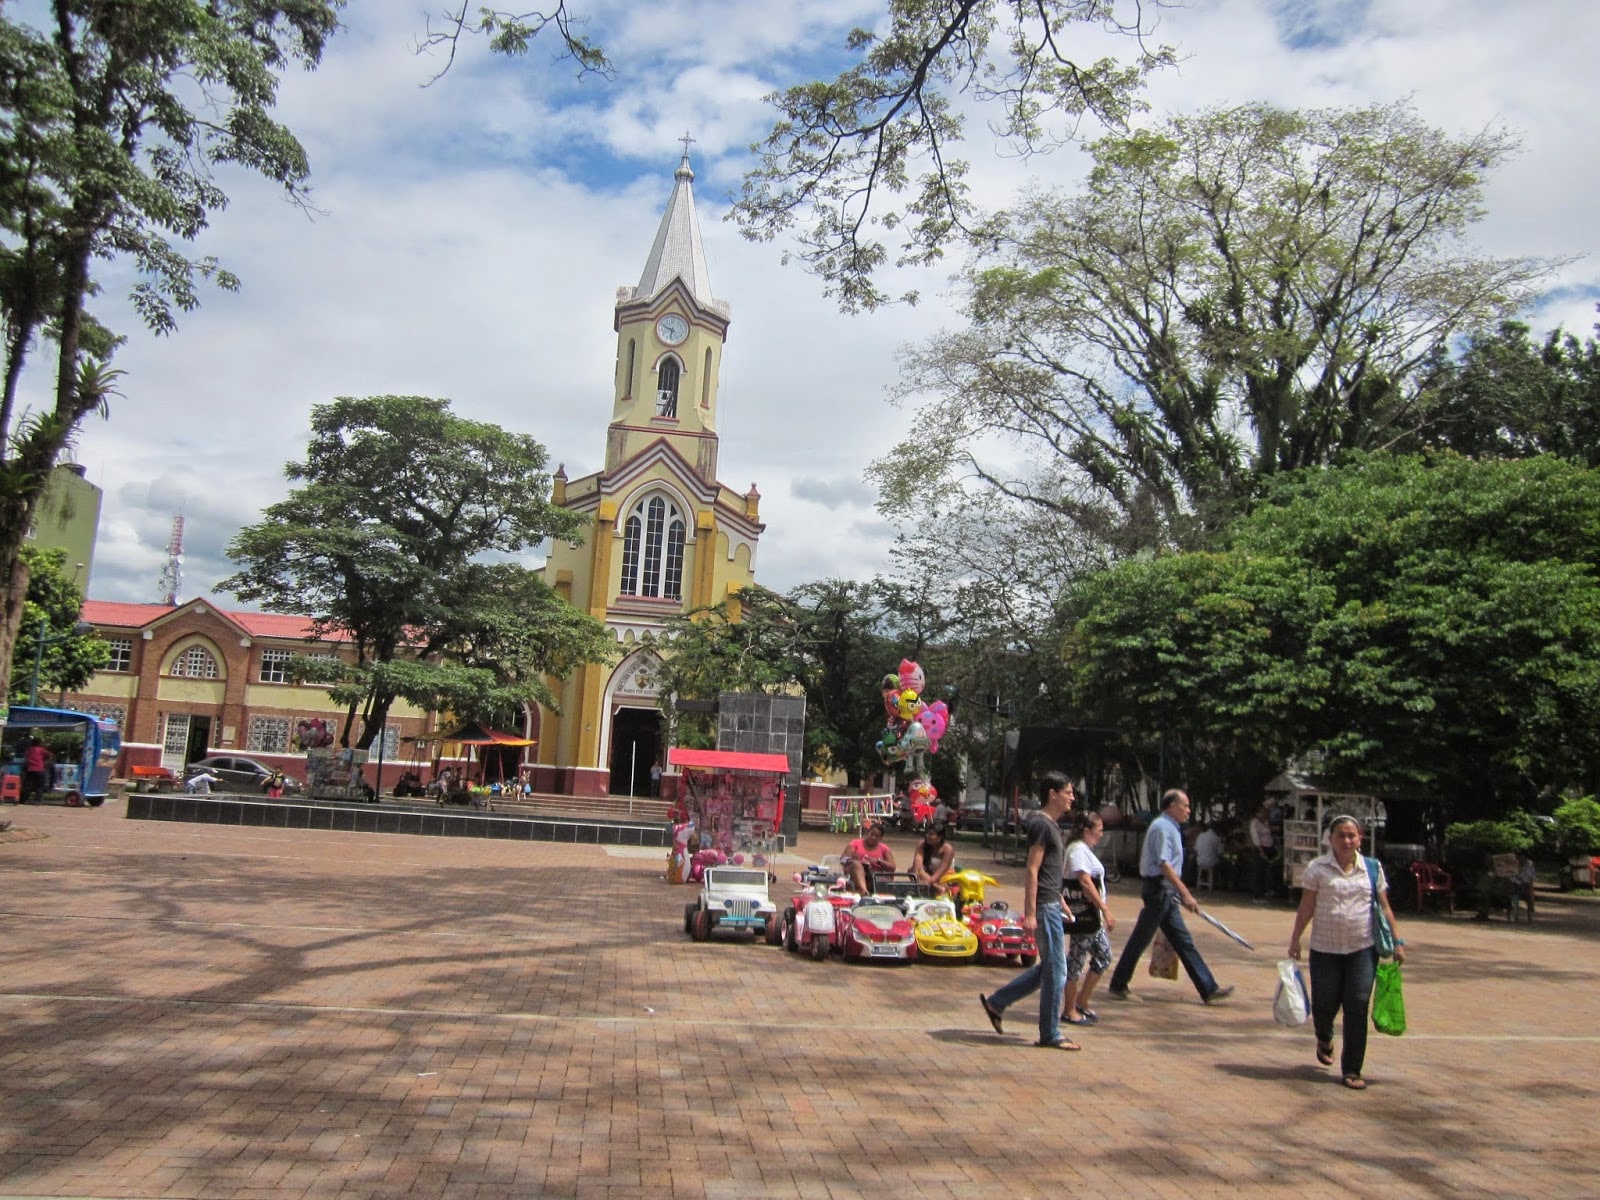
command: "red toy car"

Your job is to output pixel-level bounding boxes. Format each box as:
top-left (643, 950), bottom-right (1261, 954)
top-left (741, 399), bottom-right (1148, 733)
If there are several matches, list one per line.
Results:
top-left (837, 899), bottom-right (917, 962)
top-left (965, 899), bottom-right (1038, 966)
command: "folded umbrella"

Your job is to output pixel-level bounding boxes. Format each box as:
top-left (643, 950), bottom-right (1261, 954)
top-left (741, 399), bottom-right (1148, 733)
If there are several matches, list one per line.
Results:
top-left (1198, 909), bottom-right (1255, 950)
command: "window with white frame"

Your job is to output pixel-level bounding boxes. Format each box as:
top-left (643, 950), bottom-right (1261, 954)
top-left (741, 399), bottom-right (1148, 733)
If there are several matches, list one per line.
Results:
top-left (247, 716), bottom-right (291, 754)
top-left (260, 648), bottom-right (294, 683)
top-left (618, 495), bottom-right (686, 600)
top-left (103, 637), bottom-right (133, 673)
top-left (169, 644), bottom-right (220, 679)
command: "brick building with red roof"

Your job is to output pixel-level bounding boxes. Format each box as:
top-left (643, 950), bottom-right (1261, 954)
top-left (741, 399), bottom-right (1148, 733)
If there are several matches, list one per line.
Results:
top-left (65, 598), bottom-right (433, 784)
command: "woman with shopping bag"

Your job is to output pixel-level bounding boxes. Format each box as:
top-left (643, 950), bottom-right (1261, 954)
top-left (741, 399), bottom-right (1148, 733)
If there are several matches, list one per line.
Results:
top-left (1287, 814), bottom-right (1407, 1091)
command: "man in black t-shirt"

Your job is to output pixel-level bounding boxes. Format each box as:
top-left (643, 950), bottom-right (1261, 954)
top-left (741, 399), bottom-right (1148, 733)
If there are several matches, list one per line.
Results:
top-left (978, 771), bottom-right (1079, 1049)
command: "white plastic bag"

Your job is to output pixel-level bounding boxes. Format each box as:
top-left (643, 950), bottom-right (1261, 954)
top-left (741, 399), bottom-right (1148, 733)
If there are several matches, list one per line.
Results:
top-left (1273, 959), bottom-right (1310, 1026)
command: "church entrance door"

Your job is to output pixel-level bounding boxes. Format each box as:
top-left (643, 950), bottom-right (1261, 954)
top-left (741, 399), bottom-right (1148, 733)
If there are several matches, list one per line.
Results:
top-left (608, 707), bottom-right (661, 797)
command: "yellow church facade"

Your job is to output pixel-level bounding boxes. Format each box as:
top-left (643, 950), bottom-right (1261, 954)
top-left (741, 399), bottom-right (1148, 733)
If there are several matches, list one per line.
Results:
top-left (532, 150), bottom-right (763, 797)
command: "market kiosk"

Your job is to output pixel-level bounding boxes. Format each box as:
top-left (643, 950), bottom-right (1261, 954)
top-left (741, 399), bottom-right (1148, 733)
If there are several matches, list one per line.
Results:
top-left (667, 748), bottom-right (789, 857)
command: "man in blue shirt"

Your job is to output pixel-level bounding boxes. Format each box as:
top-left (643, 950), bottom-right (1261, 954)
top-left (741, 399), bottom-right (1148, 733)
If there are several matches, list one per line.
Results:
top-left (1106, 789), bottom-right (1234, 1005)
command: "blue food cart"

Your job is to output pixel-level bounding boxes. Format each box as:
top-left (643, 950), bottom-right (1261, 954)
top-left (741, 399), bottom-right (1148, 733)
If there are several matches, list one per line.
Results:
top-left (3, 705), bottom-right (121, 807)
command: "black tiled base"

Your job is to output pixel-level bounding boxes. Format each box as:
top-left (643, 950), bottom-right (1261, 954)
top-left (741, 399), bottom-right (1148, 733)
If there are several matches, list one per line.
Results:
top-left (124, 792), bottom-right (669, 847)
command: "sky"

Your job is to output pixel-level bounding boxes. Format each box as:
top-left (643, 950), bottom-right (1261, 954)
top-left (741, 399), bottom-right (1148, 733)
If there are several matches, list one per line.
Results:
top-left (20, 0), bottom-right (1599, 607)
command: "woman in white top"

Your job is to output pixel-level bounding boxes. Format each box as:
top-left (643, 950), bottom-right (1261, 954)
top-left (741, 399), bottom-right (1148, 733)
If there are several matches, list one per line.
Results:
top-left (1061, 810), bottom-right (1117, 1026)
top-left (1287, 814), bottom-right (1407, 1090)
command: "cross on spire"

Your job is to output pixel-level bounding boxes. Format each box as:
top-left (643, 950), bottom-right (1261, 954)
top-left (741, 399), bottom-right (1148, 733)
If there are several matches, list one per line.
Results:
top-left (678, 130), bottom-right (696, 159)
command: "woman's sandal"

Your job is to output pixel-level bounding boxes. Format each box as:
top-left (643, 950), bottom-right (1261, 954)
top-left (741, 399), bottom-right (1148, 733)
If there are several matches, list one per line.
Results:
top-left (1342, 1074), bottom-right (1367, 1090)
top-left (1316, 1040), bottom-right (1334, 1066)
top-left (1039, 1038), bottom-right (1083, 1051)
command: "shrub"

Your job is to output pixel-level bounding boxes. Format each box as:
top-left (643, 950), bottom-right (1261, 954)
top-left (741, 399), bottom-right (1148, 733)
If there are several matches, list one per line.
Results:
top-left (1552, 797), bottom-right (1600, 855)
top-left (1444, 819), bottom-right (1532, 873)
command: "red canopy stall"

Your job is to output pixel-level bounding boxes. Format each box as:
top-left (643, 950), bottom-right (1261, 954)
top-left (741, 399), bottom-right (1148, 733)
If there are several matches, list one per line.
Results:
top-left (668, 747), bottom-right (789, 856)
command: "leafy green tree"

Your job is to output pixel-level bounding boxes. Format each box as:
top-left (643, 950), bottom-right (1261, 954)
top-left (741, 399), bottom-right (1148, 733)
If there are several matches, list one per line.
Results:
top-left (9, 544), bottom-right (105, 704)
top-left (1552, 796), bottom-right (1600, 856)
top-left (1065, 453), bottom-right (1600, 818)
top-left (1406, 319), bottom-right (1600, 465)
top-left (221, 396), bottom-right (613, 748)
top-left (872, 102), bottom-right (1552, 554)
top-left (0, 1), bottom-right (343, 719)
top-left (732, 0), bottom-right (1175, 311)
top-left (658, 579), bottom-right (982, 787)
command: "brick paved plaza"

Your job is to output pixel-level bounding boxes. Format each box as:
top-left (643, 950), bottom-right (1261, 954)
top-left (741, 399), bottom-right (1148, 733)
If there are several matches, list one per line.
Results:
top-left (2, 805), bottom-right (1596, 1199)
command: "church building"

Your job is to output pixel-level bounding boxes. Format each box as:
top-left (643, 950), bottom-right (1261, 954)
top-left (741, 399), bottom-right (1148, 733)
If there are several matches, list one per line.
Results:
top-left (532, 149), bottom-right (764, 797)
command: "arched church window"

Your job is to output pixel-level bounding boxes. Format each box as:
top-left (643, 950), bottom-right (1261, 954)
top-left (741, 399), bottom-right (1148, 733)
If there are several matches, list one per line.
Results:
top-left (619, 495), bottom-right (686, 600)
top-left (701, 347), bottom-right (712, 407)
top-left (625, 338), bottom-right (637, 398)
top-left (656, 357), bottom-right (680, 418)
top-left (170, 644), bottom-right (220, 679)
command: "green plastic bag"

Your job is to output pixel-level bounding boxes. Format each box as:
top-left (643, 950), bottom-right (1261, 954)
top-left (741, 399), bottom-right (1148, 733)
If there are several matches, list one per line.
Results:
top-left (1372, 960), bottom-right (1406, 1036)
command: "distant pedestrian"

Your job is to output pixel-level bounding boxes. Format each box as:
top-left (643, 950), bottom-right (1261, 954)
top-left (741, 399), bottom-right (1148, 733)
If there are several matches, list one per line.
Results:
top-left (1249, 805), bottom-right (1274, 902)
top-left (1287, 814), bottom-right (1406, 1090)
top-left (979, 772), bottom-right (1080, 1050)
top-left (1106, 789), bottom-right (1234, 1006)
top-left (185, 770), bottom-right (222, 795)
top-left (20, 734), bottom-right (52, 804)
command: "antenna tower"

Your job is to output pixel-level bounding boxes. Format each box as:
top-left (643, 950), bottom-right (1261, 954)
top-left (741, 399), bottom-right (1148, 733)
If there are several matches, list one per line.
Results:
top-left (158, 515), bottom-right (184, 606)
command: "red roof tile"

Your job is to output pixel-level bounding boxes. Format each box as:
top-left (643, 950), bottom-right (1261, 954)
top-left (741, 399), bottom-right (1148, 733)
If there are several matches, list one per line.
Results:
top-left (79, 599), bottom-right (351, 643)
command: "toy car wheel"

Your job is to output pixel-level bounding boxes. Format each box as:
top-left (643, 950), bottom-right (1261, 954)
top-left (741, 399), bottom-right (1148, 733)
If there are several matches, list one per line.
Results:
top-left (783, 910), bottom-right (798, 953)
top-left (765, 912), bottom-right (784, 946)
top-left (810, 931), bottom-right (829, 961)
top-left (87, 796), bottom-right (105, 807)
top-left (684, 903), bottom-right (698, 935)
top-left (692, 908), bottom-right (713, 942)
top-left (64, 791), bottom-right (83, 807)
top-left (1019, 953), bottom-right (1037, 968)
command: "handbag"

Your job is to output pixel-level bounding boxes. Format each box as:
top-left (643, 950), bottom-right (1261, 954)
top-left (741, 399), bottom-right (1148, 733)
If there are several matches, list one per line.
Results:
top-left (1273, 958), bottom-right (1310, 1026)
top-left (1372, 960), bottom-right (1406, 1035)
top-left (1062, 875), bottom-right (1102, 935)
top-left (1364, 856), bottom-right (1397, 959)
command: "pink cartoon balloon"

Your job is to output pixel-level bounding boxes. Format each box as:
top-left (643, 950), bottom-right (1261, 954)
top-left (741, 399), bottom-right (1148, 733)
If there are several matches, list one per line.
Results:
top-left (916, 700), bottom-right (949, 752)
top-left (898, 659), bottom-right (925, 694)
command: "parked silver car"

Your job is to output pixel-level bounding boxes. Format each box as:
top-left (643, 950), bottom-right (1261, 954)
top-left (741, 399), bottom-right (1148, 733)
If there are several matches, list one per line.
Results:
top-left (185, 755), bottom-right (302, 794)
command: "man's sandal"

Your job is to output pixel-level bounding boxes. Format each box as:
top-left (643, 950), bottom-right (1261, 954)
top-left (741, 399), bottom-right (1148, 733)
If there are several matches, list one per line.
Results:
top-left (1316, 1040), bottom-right (1334, 1066)
top-left (1342, 1074), bottom-right (1367, 1090)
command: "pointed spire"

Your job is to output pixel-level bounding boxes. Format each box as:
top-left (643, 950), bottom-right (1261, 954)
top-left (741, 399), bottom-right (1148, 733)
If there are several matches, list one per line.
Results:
top-left (630, 138), bottom-right (728, 316)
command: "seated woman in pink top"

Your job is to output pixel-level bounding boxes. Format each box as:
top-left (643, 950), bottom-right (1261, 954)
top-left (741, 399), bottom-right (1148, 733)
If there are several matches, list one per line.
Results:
top-left (841, 822), bottom-right (896, 893)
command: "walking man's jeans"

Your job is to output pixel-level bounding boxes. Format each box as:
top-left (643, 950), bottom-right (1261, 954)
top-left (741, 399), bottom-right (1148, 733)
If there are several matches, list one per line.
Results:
top-left (1109, 876), bottom-right (1220, 1000)
top-left (1310, 946), bottom-right (1377, 1077)
top-left (988, 905), bottom-right (1067, 1044)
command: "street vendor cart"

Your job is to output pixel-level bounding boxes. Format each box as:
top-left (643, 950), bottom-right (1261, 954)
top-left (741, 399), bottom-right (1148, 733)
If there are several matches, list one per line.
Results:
top-left (668, 748), bottom-right (789, 858)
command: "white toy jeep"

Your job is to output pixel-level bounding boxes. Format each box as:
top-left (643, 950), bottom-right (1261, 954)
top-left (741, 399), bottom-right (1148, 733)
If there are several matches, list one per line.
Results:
top-left (684, 866), bottom-right (782, 944)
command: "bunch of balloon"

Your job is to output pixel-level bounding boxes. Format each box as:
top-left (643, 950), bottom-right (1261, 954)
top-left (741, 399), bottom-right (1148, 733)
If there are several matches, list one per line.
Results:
top-left (874, 658), bottom-right (949, 814)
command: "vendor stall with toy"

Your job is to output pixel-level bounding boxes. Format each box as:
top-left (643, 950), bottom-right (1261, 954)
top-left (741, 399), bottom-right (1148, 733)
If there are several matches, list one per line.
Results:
top-left (667, 748), bottom-right (789, 881)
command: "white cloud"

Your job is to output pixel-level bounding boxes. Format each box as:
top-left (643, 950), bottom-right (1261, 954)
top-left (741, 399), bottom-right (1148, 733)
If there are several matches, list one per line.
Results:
top-left (26, 0), bottom-right (1596, 608)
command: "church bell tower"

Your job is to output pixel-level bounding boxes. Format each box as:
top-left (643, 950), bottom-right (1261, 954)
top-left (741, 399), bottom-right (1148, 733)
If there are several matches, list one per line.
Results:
top-left (534, 142), bottom-right (765, 797)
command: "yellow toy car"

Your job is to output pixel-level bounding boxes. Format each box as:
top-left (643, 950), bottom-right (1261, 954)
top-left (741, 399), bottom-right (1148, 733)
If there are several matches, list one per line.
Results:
top-left (910, 898), bottom-right (979, 961)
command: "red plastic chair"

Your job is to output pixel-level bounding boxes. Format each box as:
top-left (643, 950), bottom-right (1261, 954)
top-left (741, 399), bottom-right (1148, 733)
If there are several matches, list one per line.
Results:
top-left (1410, 861), bottom-right (1455, 915)
top-left (0, 773), bottom-right (20, 803)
